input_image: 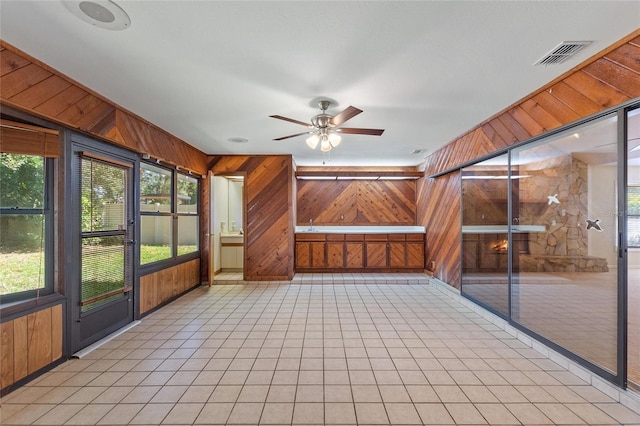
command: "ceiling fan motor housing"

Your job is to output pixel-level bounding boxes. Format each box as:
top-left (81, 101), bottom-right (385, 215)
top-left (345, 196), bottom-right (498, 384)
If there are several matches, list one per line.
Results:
top-left (311, 113), bottom-right (333, 128)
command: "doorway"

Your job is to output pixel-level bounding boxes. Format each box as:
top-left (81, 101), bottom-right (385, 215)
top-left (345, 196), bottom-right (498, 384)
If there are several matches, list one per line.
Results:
top-left (70, 142), bottom-right (135, 353)
top-left (212, 174), bottom-right (245, 282)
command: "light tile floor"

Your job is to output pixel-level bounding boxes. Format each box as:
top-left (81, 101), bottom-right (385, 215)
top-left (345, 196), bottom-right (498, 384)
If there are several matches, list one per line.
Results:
top-left (2, 278), bottom-right (640, 425)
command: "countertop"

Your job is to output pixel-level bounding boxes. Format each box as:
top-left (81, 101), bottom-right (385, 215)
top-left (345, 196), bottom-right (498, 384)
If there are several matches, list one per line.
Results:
top-left (294, 225), bottom-right (426, 234)
top-left (462, 225), bottom-right (546, 233)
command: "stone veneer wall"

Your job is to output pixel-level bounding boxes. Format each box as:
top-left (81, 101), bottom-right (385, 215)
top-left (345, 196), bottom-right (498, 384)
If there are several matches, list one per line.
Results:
top-left (519, 155), bottom-right (588, 258)
top-left (518, 155), bottom-right (608, 272)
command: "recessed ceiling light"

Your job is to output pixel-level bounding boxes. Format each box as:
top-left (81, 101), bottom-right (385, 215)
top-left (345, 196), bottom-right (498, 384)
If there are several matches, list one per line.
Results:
top-left (63, 1), bottom-right (131, 31)
top-left (227, 137), bottom-right (249, 143)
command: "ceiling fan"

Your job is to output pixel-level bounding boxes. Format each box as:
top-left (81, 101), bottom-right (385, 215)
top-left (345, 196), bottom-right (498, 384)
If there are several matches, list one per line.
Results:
top-left (270, 100), bottom-right (385, 152)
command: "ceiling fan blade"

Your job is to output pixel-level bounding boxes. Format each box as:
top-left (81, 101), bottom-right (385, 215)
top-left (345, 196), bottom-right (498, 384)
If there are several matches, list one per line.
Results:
top-left (273, 131), bottom-right (311, 141)
top-left (338, 127), bottom-right (385, 136)
top-left (269, 115), bottom-right (311, 127)
top-left (330, 106), bottom-right (363, 126)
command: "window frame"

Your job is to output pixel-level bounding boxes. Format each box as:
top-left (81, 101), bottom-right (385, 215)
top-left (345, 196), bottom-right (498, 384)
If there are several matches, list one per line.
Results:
top-left (0, 154), bottom-right (55, 304)
top-left (139, 161), bottom-right (200, 271)
top-left (628, 184), bottom-right (640, 248)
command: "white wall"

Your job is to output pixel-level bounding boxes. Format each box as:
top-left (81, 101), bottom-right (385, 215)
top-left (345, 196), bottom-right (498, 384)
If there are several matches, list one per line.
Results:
top-left (588, 164), bottom-right (640, 268)
top-left (588, 164), bottom-right (617, 267)
top-left (228, 180), bottom-right (243, 232)
top-left (629, 166), bottom-right (640, 268)
top-left (212, 176), bottom-right (229, 273)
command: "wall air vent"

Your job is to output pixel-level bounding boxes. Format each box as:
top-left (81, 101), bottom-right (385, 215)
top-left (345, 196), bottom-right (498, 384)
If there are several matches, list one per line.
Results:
top-left (534, 41), bottom-right (592, 66)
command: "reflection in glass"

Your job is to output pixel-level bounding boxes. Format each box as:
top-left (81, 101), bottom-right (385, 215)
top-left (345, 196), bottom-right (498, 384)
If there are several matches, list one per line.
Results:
top-left (628, 108), bottom-right (640, 389)
top-left (461, 154), bottom-right (509, 316)
top-left (81, 158), bottom-right (125, 233)
top-left (177, 173), bottom-right (198, 214)
top-left (140, 163), bottom-right (172, 208)
top-left (511, 114), bottom-right (618, 374)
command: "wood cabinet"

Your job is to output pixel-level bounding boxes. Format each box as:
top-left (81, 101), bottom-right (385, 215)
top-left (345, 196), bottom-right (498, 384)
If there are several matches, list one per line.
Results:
top-left (295, 232), bottom-right (425, 272)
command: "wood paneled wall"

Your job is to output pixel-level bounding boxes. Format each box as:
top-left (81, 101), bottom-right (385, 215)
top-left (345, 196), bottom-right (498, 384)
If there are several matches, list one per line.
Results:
top-left (210, 155), bottom-right (295, 281)
top-left (1, 40), bottom-right (212, 284)
top-left (418, 30), bottom-right (640, 288)
top-left (1, 304), bottom-right (63, 393)
top-left (297, 180), bottom-right (416, 226)
top-left (417, 173), bottom-right (461, 287)
top-left (140, 259), bottom-right (200, 315)
top-left (0, 41), bottom-right (208, 174)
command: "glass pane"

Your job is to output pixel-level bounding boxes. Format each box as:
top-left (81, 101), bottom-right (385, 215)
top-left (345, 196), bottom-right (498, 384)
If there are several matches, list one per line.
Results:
top-left (178, 215), bottom-right (198, 256)
top-left (628, 107), bottom-right (640, 388)
top-left (81, 158), bottom-right (126, 233)
top-left (140, 215), bottom-right (172, 264)
top-left (0, 214), bottom-right (45, 294)
top-left (81, 235), bottom-right (125, 312)
top-left (140, 163), bottom-right (172, 208)
top-left (511, 114), bottom-right (618, 374)
top-left (0, 153), bottom-right (44, 209)
top-left (177, 173), bottom-right (198, 214)
top-left (461, 153), bottom-right (509, 316)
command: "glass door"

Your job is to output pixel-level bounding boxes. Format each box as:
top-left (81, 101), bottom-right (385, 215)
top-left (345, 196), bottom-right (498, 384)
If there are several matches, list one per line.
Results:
top-left (510, 114), bottom-right (620, 380)
top-left (71, 148), bottom-right (134, 353)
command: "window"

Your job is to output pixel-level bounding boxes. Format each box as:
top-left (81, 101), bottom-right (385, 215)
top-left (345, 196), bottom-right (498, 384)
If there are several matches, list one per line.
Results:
top-left (177, 173), bottom-right (198, 256)
top-left (0, 153), bottom-right (53, 300)
top-left (139, 163), bottom-right (199, 266)
top-left (629, 185), bottom-right (640, 247)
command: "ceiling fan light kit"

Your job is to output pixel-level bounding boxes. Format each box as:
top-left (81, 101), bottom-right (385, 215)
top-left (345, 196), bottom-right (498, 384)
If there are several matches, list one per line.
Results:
top-left (271, 100), bottom-right (384, 153)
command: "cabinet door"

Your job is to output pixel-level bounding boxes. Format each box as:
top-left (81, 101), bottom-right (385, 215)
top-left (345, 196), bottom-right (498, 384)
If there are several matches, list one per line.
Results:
top-left (389, 242), bottom-right (406, 268)
top-left (346, 242), bottom-right (364, 268)
top-left (311, 242), bottom-right (326, 268)
top-left (327, 242), bottom-right (345, 268)
top-left (406, 242), bottom-right (425, 268)
top-left (296, 242), bottom-right (311, 268)
top-left (366, 242), bottom-right (388, 268)
top-left (236, 247), bottom-right (244, 268)
top-left (221, 246), bottom-right (235, 268)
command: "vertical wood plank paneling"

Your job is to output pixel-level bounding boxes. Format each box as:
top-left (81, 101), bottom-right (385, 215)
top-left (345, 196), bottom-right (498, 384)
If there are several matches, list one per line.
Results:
top-left (139, 259), bottom-right (200, 315)
top-left (13, 316), bottom-right (28, 382)
top-left (0, 305), bottom-right (64, 393)
top-left (1, 321), bottom-right (14, 389)
top-left (50, 304), bottom-right (63, 362)
top-left (27, 309), bottom-right (52, 375)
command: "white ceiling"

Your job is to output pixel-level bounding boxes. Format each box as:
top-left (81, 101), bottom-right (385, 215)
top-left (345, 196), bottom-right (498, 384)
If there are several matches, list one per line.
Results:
top-left (1, 1), bottom-right (639, 167)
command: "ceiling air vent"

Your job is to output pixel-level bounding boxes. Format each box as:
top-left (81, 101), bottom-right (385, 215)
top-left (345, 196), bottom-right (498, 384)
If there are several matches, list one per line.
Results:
top-left (411, 149), bottom-right (427, 155)
top-left (534, 41), bottom-right (592, 66)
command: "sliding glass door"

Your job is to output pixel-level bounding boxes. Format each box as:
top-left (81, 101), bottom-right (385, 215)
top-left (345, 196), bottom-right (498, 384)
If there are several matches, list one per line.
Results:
top-left (460, 101), bottom-right (640, 390)
top-left (627, 107), bottom-right (640, 390)
top-left (510, 114), bottom-right (620, 377)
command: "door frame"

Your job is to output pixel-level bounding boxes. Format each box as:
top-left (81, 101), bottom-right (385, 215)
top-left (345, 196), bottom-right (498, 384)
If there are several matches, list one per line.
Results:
top-left (66, 132), bottom-right (140, 354)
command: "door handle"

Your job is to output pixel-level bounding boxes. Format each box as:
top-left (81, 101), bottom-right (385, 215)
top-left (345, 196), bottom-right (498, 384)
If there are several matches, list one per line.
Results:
top-left (125, 240), bottom-right (136, 245)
